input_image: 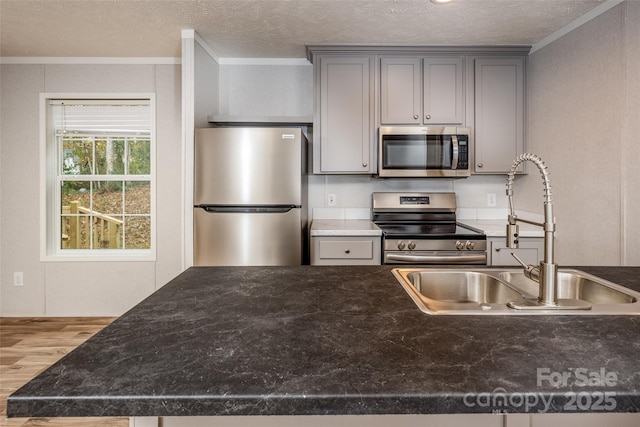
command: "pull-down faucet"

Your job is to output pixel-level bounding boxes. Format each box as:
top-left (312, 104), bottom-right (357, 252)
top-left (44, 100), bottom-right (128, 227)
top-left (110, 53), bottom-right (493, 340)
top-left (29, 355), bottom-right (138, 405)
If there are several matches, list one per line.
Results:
top-left (505, 153), bottom-right (590, 311)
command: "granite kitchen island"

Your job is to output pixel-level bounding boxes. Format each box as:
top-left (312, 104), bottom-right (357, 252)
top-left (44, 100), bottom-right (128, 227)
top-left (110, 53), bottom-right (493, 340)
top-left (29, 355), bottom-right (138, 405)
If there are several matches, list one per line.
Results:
top-left (7, 266), bottom-right (640, 426)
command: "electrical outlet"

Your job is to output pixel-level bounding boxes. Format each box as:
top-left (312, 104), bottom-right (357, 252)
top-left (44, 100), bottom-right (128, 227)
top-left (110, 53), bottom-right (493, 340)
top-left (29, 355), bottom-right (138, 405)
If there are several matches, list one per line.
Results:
top-left (14, 272), bottom-right (23, 286)
top-left (487, 193), bottom-right (497, 207)
top-left (328, 193), bottom-right (336, 207)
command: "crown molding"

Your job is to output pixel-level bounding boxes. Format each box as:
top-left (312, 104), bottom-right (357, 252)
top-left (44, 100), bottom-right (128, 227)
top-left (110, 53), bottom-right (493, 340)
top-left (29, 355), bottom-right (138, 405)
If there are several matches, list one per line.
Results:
top-left (217, 57), bottom-right (310, 66)
top-left (0, 57), bottom-right (180, 65)
top-left (530, 0), bottom-right (625, 54)
top-left (305, 44), bottom-right (532, 62)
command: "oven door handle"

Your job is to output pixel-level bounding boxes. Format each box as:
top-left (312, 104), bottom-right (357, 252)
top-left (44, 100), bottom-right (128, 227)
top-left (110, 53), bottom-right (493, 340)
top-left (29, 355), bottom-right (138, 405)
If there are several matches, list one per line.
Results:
top-left (386, 253), bottom-right (487, 264)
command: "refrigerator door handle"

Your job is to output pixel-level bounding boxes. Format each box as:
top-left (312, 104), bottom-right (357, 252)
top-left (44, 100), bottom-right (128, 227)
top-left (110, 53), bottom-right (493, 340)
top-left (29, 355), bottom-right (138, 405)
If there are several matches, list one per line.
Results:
top-left (197, 205), bottom-right (300, 214)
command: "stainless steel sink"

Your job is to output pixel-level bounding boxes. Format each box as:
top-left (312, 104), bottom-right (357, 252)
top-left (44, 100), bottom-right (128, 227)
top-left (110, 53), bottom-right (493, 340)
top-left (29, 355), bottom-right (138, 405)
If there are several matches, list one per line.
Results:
top-left (392, 268), bottom-right (640, 315)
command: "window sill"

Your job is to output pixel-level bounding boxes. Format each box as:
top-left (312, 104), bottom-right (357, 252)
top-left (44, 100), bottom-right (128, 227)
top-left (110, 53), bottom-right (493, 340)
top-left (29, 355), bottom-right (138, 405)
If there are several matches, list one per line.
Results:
top-left (42, 250), bottom-right (156, 262)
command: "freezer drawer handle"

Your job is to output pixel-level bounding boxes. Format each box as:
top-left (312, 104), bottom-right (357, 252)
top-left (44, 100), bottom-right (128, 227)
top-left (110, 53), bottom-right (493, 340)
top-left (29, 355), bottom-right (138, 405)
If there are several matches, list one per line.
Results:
top-left (198, 205), bottom-right (300, 214)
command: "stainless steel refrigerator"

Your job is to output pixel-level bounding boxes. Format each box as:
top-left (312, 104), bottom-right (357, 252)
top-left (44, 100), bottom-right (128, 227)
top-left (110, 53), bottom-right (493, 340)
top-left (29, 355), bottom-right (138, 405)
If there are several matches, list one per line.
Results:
top-left (194, 127), bottom-right (308, 266)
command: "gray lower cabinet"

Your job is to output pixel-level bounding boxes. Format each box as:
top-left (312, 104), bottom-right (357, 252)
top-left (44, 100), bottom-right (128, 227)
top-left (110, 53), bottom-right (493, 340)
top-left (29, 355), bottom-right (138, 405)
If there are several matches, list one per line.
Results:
top-left (473, 57), bottom-right (525, 174)
top-left (311, 236), bottom-right (381, 265)
top-left (380, 56), bottom-right (464, 125)
top-left (488, 236), bottom-right (543, 266)
top-left (313, 55), bottom-right (374, 174)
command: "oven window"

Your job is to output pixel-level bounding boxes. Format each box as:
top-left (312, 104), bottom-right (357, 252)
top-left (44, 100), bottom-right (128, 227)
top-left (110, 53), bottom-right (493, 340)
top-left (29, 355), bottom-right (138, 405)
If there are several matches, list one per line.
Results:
top-left (381, 134), bottom-right (452, 169)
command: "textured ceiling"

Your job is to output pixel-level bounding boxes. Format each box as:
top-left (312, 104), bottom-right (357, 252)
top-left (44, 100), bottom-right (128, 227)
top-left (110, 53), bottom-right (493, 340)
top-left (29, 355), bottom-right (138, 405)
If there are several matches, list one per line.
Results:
top-left (0, 0), bottom-right (608, 58)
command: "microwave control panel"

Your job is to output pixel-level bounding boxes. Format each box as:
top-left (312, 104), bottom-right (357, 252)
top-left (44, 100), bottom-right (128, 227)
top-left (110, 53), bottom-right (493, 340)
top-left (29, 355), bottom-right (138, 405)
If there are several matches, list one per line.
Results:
top-left (457, 135), bottom-right (469, 169)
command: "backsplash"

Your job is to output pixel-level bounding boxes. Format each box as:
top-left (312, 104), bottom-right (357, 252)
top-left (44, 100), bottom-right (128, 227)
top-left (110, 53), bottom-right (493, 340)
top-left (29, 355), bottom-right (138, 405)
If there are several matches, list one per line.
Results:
top-left (309, 173), bottom-right (513, 221)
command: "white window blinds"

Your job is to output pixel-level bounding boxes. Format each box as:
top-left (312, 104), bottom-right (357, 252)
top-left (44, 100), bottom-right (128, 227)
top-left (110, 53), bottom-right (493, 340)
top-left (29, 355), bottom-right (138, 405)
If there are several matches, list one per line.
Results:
top-left (50, 100), bottom-right (151, 135)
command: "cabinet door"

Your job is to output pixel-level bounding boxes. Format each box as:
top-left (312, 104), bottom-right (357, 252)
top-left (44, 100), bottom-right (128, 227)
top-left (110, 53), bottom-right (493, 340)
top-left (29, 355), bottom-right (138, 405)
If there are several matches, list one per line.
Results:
top-left (315, 56), bottom-right (373, 174)
top-left (380, 57), bottom-right (421, 124)
top-left (489, 237), bottom-right (543, 266)
top-left (380, 56), bottom-right (464, 125)
top-left (474, 57), bottom-right (525, 173)
top-left (423, 57), bottom-right (464, 124)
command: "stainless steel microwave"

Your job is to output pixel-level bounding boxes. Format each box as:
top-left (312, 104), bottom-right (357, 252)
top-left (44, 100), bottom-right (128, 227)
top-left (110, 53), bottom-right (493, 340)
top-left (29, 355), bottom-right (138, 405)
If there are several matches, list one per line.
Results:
top-left (378, 126), bottom-right (470, 178)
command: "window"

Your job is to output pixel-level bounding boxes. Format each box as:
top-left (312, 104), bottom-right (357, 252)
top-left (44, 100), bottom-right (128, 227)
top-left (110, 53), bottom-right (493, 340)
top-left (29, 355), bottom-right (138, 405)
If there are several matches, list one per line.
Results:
top-left (41, 95), bottom-right (155, 260)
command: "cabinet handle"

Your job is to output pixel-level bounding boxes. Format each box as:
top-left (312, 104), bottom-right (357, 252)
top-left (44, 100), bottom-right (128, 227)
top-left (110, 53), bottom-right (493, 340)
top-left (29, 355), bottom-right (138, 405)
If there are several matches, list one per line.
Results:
top-left (345, 249), bottom-right (351, 254)
top-left (413, 115), bottom-right (419, 120)
top-left (478, 163), bottom-right (484, 168)
top-left (425, 114), bottom-right (431, 120)
top-left (362, 162), bottom-right (368, 167)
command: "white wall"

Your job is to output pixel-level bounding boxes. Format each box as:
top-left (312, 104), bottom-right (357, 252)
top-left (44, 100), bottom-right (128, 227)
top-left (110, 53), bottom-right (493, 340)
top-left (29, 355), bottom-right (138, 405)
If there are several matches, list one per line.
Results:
top-left (622, 1), bottom-right (640, 266)
top-left (524, 1), bottom-right (639, 266)
top-left (0, 63), bottom-right (183, 316)
top-left (182, 32), bottom-right (221, 267)
top-left (194, 43), bottom-right (219, 127)
top-left (218, 61), bottom-right (313, 118)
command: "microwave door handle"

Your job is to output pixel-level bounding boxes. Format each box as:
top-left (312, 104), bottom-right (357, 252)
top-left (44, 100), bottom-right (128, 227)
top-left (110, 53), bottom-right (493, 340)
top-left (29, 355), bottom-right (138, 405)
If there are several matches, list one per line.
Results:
top-left (451, 135), bottom-right (459, 169)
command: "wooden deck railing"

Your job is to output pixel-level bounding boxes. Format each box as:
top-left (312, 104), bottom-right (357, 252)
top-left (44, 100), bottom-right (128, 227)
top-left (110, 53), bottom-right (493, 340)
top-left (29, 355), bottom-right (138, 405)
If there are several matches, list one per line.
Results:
top-left (62, 200), bottom-right (123, 249)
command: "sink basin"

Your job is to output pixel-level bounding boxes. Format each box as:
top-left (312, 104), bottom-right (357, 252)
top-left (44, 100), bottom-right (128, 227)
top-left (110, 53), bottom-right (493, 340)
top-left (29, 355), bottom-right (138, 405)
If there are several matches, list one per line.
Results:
top-left (393, 268), bottom-right (640, 315)
top-left (406, 270), bottom-right (524, 304)
top-left (394, 269), bottom-right (526, 314)
top-left (497, 271), bottom-right (637, 305)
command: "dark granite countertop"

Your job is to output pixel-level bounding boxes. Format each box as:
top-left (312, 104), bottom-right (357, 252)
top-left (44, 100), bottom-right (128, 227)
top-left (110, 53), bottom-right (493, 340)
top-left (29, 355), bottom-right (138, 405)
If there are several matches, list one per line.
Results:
top-left (7, 266), bottom-right (640, 418)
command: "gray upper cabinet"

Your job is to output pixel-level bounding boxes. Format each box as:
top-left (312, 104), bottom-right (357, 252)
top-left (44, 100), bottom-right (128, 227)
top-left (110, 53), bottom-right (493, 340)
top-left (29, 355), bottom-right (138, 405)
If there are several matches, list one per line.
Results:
top-left (423, 57), bottom-right (465, 124)
top-left (380, 57), bottom-right (421, 124)
top-left (474, 57), bottom-right (525, 174)
top-left (313, 55), bottom-right (374, 174)
top-left (306, 46), bottom-right (529, 176)
top-left (380, 56), bottom-right (464, 125)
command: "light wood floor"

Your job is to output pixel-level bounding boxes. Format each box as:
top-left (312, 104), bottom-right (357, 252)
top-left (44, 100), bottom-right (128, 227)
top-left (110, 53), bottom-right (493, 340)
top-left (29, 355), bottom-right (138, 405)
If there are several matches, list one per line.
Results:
top-left (0, 317), bottom-right (129, 427)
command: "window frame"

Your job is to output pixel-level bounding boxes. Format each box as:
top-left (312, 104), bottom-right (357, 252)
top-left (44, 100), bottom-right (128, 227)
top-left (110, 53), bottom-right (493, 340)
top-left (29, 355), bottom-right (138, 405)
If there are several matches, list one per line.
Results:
top-left (40, 93), bottom-right (157, 262)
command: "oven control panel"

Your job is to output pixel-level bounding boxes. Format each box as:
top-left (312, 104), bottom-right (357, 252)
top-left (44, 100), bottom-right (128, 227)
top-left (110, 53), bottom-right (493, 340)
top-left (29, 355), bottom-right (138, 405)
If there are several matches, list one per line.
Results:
top-left (396, 241), bottom-right (417, 250)
top-left (382, 238), bottom-right (488, 265)
top-left (385, 239), bottom-right (487, 252)
top-left (456, 240), bottom-right (477, 250)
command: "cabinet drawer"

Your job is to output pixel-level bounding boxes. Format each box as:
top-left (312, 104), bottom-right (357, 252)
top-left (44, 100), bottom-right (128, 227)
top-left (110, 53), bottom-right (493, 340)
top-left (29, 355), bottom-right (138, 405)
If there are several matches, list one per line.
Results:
top-left (319, 240), bottom-right (373, 259)
top-left (311, 236), bottom-right (381, 265)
